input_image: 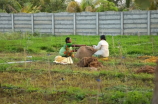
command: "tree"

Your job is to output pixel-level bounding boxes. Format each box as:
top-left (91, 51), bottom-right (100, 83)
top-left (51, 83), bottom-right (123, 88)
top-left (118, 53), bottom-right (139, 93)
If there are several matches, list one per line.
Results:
top-left (0, 0), bottom-right (41, 13)
top-left (126, 0), bottom-right (131, 8)
top-left (80, 0), bottom-right (100, 11)
top-left (96, 0), bottom-right (118, 12)
top-left (0, 0), bottom-right (15, 13)
top-left (39, 0), bottom-right (67, 12)
top-left (108, 0), bottom-right (122, 6)
top-left (81, 0), bottom-right (93, 11)
top-left (134, 0), bottom-right (151, 10)
top-left (9, 1), bottom-right (41, 13)
top-left (0, 9), bottom-right (6, 13)
top-left (66, 1), bottom-right (81, 12)
top-left (85, 6), bottom-right (93, 12)
top-left (149, 0), bottom-right (158, 10)
top-left (0, 0), bottom-right (67, 13)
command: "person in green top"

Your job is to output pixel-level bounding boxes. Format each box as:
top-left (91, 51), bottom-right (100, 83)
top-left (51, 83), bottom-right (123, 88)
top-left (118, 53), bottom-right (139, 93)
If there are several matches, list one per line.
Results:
top-left (59, 37), bottom-right (74, 57)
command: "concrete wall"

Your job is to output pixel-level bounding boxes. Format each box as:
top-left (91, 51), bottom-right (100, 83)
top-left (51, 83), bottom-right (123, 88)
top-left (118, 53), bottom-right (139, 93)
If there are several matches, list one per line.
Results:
top-left (0, 10), bottom-right (158, 35)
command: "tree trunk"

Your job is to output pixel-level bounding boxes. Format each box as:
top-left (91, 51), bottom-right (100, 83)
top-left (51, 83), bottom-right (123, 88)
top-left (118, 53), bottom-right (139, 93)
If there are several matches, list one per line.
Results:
top-left (126, 0), bottom-right (131, 8)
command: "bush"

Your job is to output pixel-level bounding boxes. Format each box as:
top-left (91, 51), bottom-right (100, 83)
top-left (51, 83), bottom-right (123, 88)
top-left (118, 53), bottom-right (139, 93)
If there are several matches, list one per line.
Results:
top-left (85, 6), bottom-right (93, 12)
top-left (96, 0), bottom-right (118, 12)
top-left (66, 1), bottom-right (81, 13)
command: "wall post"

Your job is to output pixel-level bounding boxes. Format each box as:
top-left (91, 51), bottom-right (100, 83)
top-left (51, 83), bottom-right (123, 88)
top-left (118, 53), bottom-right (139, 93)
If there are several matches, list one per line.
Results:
top-left (11, 14), bottom-right (14, 32)
top-left (96, 12), bottom-right (99, 35)
top-left (52, 13), bottom-right (55, 35)
top-left (121, 12), bottom-right (124, 35)
top-left (73, 13), bottom-right (76, 35)
top-left (148, 11), bottom-right (151, 35)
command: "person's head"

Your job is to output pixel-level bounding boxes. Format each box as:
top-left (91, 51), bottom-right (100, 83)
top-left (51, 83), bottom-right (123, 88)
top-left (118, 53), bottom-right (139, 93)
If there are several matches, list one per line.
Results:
top-left (65, 37), bottom-right (71, 43)
top-left (100, 35), bottom-right (106, 40)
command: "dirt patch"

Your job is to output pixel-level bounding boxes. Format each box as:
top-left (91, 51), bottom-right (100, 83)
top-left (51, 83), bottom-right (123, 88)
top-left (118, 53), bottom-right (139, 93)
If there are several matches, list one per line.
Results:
top-left (75, 46), bottom-right (97, 59)
top-left (77, 57), bottom-right (103, 68)
top-left (136, 65), bottom-right (155, 74)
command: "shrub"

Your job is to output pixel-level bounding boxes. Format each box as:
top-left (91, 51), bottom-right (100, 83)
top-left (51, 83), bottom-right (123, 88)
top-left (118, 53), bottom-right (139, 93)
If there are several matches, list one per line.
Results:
top-left (96, 0), bottom-right (118, 12)
top-left (66, 1), bottom-right (81, 13)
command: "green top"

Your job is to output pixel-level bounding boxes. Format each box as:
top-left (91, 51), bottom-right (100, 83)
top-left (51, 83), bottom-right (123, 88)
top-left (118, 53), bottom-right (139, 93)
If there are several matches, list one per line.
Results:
top-left (59, 43), bottom-right (73, 57)
top-left (64, 43), bottom-right (72, 48)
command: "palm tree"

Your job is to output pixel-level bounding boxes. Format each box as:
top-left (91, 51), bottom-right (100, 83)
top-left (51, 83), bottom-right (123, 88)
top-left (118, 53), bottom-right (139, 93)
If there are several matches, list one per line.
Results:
top-left (10, 1), bottom-right (41, 13)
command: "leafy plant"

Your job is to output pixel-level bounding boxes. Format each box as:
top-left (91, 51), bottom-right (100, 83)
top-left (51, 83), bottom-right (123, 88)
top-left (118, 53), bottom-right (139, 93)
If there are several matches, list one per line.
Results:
top-left (96, 0), bottom-right (118, 12)
top-left (66, 1), bottom-right (81, 13)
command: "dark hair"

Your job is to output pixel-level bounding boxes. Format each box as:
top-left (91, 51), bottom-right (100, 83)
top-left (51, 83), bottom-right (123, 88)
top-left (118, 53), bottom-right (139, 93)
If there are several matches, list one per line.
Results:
top-left (100, 35), bottom-right (106, 40)
top-left (65, 37), bottom-right (70, 43)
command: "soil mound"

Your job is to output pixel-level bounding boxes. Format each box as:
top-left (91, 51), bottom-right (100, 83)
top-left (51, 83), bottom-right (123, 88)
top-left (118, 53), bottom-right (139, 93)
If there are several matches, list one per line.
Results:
top-left (77, 57), bottom-right (103, 68)
top-left (136, 65), bottom-right (155, 74)
top-left (75, 46), bottom-right (97, 59)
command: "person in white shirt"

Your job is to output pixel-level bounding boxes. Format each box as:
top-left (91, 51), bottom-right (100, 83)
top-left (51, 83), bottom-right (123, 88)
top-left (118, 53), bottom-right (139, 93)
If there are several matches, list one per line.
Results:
top-left (93, 35), bottom-right (109, 58)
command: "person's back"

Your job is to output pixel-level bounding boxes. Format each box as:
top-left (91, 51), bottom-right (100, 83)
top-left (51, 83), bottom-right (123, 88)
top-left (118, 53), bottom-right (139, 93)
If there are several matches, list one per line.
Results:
top-left (98, 40), bottom-right (109, 57)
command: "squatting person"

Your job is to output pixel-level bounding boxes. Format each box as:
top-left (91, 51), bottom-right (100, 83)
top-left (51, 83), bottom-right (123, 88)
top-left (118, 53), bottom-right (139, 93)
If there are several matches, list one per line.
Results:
top-left (93, 35), bottom-right (109, 58)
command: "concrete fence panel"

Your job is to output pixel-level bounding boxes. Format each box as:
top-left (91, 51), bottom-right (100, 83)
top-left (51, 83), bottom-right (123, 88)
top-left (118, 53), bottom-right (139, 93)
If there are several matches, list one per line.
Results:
top-left (99, 12), bottom-right (121, 35)
top-left (54, 12), bottom-right (73, 35)
top-left (151, 10), bottom-right (158, 35)
top-left (34, 13), bottom-right (52, 34)
top-left (0, 10), bottom-right (158, 35)
top-left (123, 11), bottom-right (148, 35)
top-left (76, 12), bottom-right (96, 35)
top-left (14, 14), bottom-right (32, 33)
top-left (0, 13), bottom-right (12, 32)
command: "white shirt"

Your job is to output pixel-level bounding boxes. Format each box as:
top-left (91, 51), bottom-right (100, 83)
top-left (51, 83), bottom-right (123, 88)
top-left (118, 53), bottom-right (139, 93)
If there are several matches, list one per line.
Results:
top-left (93, 40), bottom-right (109, 57)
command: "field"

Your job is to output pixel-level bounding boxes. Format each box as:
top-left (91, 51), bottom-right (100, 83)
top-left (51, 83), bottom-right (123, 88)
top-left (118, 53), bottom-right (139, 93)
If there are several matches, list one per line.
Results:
top-left (0, 32), bottom-right (158, 104)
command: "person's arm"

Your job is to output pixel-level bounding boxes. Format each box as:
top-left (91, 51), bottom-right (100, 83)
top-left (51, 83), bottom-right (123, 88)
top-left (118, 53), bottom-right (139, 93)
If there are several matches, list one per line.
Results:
top-left (71, 44), bottom-right (86, 47)
top-left (93, 41), bottom-right (101, 50)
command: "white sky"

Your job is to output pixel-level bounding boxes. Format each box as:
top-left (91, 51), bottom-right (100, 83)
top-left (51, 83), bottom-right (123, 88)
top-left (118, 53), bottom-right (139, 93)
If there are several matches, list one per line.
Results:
top-left (75, 0), bottom-right (81, 3)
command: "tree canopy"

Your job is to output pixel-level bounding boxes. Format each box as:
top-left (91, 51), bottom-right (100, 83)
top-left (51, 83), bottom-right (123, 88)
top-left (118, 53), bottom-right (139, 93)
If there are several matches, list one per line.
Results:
top-left (0, 0), bottom-right (157, 13)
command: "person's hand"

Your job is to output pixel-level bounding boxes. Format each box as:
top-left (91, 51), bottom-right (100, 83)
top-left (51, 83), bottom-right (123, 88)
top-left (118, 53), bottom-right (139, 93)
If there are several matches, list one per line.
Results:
top-left (92, 45), bottom-right (96, 48)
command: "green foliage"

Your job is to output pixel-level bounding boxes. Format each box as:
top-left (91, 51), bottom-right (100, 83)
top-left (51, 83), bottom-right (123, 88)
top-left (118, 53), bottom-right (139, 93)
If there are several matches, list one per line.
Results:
top-left (96, 0), bottom-right (118, 12)
top-left (108, 0), bottom-right (120, 6)
top-left (0, 0), bottom-right (67, 13)
top-left (135, 0), bottom-right (151, 10)
top-left (40, 0), bottom-right (67, 12)
top-left (0, 9), bottom-right (6, 13)
top-left (126, 0), bottom-right (131, 8)
top-left (149, 0), bottom-right (158, 10)
top-left (81, 0), bottom-right (94, 11)
top-left (103, 85), bottom-right (153, 104)
top-left (124, 91), bottom-right (152, 104)
top-left (85, 6), bottom-right (93, 12)
top-left (0, 64), bottom-right (9, 72)
top-left (0, 32), bottom-right (158, 56)
top-left (66, 1), bottom-right (81, 13)
top-left (65, 86), bottom-right (87, 101)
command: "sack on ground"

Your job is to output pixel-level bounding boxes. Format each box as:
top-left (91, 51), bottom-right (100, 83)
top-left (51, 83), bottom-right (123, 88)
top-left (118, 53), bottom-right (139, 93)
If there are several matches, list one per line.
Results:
top-left (75, 46), bottom-right (97, 59)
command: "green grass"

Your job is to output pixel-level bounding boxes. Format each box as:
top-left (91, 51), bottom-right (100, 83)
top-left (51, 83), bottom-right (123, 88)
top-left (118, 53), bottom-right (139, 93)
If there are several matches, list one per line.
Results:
top-left (0, 32), bottom-right (158, 56)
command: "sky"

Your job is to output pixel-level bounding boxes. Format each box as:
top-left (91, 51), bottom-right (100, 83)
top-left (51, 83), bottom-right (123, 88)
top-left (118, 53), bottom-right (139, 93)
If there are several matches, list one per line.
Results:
top-left (75, 0), bottom-right (81, 3)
